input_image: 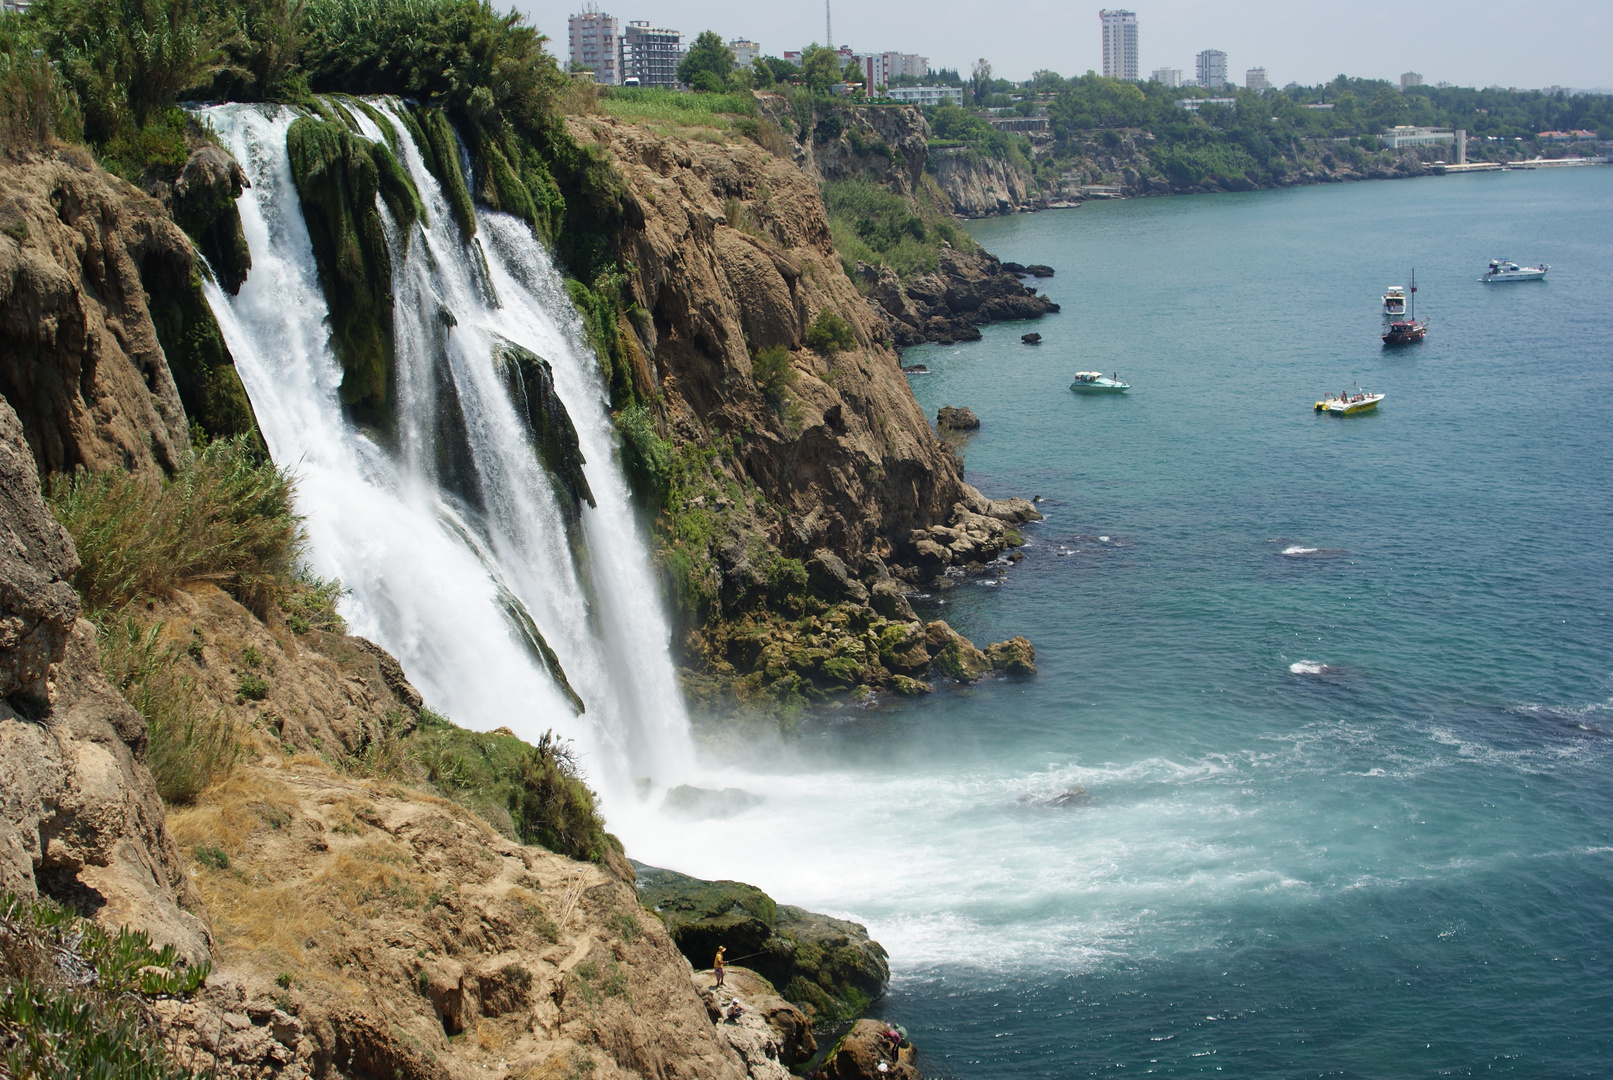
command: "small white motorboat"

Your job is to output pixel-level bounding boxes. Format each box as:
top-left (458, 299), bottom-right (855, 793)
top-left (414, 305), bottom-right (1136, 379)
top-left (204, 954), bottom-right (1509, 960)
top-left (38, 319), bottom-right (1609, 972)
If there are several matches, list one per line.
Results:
top-left (1482, 259), bottom-right (1548, 282)
top-left (1314, 390), bottom-right (1385, 416)
top-left (1070, 371), bottom-right (1129, 393)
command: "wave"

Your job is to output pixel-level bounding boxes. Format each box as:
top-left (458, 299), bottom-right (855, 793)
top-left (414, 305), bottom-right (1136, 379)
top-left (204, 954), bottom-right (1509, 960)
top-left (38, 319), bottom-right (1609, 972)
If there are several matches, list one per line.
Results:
top-left (1282, 545), bottom-right (1319, 556)
top-left (1290, 661), bottom-right (1328, 675)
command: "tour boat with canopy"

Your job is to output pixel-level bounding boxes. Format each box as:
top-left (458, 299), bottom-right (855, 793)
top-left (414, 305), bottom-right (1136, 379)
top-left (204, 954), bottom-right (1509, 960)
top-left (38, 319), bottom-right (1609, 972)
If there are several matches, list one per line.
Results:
top-left (1315, 389), bottom-right (1386, 416)
top-left (1070, 371), bottom-right (1130, 393)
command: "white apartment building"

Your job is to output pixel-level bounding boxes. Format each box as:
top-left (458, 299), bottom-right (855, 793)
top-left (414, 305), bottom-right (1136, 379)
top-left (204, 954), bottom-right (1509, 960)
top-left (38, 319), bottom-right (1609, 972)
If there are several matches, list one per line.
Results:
top-left (729, 40), bottom-right (760, 70)
top-left (568, 7), bottom-right (620, 84)
top-left (1245, 67), bottom-right (1270, 91)
top-left (886, 86), bottom-right (965, 107)
top-left (620, 21), bottom-right (681, 88)
top-left (1401, 71), bottom-right (1423, 90)
top-left (881, 52), bottom-right (930, 81)
top-left (1382, 125), bottom-right (1454, 148)
top-left (1152, 68), bottom-right (1182, 87)
top-left (1196, 49), bottom-right (1227, 90)
top-left (1099, 10), bottom-right (1139, 81)
top-left (1176, 97), bottom-right (1236, 112)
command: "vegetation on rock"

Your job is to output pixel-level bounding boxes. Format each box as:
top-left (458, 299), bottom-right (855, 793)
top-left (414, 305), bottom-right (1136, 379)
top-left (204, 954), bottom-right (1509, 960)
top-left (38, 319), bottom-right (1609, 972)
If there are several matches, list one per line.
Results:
top-left (0, 892), bottom-right (208, 1079)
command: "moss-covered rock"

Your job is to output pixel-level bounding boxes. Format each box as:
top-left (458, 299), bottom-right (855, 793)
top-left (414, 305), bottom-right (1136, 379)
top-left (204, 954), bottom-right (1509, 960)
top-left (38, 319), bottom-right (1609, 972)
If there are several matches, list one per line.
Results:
top-left (169, 145), bottom-right (251, 295)
top-left (285, 115), bottom-right (420, 428)
top-left (404, 105), bottom-right (477, 239)
top-left (138, 249), bottom-right (264, 451)
top-left (927, 620), bottom-right (989, 683)
top-left (635, 865), bottom-right (890, 1021)
top-left (493, 339), bottom-right (594, 515)
top-left (985, 635), bottom-right (1037, 676)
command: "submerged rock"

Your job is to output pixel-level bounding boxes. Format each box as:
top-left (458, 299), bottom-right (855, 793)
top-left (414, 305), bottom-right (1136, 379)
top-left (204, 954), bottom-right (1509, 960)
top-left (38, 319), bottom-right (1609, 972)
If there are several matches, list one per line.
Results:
top-left (1021, 332), bottom-right (1042, 344)
top-left (662, 784), bottom-right (765, 821)
top-left (1045, 786), bottom-right (1090, 807)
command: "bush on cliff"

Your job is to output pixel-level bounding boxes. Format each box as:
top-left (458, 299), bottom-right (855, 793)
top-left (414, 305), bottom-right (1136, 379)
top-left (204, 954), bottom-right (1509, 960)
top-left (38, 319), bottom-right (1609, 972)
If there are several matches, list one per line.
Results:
top-left (0, 892), bottom-right (208, 1078)
top-left (805, 311), bottom-right (857, 355)
top-left (0, 13), bottom-right (83, 151)
top-left (50, 436), bottom-right (302, 618)
top-left (407, 712), bottom-right (627, 874)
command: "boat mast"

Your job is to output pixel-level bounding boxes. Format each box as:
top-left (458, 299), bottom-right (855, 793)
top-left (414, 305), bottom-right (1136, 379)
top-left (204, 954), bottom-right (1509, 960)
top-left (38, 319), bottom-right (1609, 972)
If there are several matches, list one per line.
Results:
top-left (1409, 269), bottom-right (1417, 323)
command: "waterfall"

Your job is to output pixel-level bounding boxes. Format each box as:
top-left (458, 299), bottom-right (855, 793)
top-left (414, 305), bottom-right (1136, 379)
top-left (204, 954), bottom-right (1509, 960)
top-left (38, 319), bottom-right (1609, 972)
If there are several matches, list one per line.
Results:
top-left (197, 101), bottom-right (694, 830)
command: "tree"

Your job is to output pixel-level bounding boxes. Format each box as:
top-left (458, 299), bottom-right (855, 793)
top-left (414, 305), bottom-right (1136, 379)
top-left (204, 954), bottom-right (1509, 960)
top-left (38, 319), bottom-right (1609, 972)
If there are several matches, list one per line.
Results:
top-left (799, 43), bottom-right (839, 95)
top-left (750, 56), bottom-right (775, 88)
top-left (676, 29), bottom-right (734, 90)
top-left (969, 57), bottom-right (991, 104)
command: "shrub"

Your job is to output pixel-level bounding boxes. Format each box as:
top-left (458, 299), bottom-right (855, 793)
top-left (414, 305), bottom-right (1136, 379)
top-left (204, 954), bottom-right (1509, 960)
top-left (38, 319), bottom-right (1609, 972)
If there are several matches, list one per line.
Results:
top-left (751, 345), bottom-right (796, 405)
top-left (614, 403), bottom-right (671, 509)
top-left (805, 311), bottom-right (856, 354)
top-left (0, 16), bottom-right (83, 152)
top-left (0, 892), bottom-right (208, 1079)
top-left (50, 436), bottom-right (303, 617)
top-left (99, 617), bottom-right (241, 804)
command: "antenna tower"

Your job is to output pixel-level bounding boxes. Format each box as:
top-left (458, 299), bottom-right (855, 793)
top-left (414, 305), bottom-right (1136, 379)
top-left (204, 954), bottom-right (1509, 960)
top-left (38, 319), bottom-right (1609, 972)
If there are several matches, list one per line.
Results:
top-left (826, 0), bottom-right (832, 49)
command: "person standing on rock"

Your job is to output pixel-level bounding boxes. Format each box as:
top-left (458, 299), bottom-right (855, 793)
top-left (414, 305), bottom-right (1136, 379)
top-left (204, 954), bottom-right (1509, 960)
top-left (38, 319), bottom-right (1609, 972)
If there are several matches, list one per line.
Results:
top-left (714, 946), bottom-right (726, 986)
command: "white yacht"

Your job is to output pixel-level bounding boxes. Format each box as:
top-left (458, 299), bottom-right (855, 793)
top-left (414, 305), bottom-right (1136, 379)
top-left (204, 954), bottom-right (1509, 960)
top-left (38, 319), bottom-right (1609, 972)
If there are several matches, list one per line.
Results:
top-left (1482, 259), bottom-right (1548, 282)
top-left (1070, 371), bottom-right (1129, 393)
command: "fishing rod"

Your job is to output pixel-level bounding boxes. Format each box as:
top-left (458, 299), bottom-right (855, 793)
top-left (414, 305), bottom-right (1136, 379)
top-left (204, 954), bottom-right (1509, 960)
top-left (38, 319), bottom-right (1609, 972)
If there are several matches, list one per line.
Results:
top-left (718, 951), bottom-right (767, 964)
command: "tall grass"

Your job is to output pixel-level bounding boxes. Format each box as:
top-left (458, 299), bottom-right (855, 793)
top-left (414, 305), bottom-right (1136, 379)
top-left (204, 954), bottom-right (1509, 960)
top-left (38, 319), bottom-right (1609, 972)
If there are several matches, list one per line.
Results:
top-left (98, 618), bottom-right (240, 804)
top-left (50, 436), bottom-right (302, 617)
top-left (597, 85), bottom-right (755, 130)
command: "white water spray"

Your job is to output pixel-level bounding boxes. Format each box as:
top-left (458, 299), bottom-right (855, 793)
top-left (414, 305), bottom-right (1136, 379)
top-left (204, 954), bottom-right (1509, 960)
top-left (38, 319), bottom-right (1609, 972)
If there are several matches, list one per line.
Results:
top-left (198, 102), bottom-right (693, 831)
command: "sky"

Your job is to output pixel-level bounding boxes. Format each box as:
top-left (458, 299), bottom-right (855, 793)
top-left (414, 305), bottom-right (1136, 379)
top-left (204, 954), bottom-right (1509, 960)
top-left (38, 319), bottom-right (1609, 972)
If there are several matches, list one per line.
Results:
top-left (516, 0), bottom-right (1611, 91)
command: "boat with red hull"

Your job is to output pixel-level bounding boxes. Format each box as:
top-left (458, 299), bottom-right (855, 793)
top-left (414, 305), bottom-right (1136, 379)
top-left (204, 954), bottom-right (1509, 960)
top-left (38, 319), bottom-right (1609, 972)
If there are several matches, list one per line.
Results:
top-left (1382, 270), bottom-right (1427, 345)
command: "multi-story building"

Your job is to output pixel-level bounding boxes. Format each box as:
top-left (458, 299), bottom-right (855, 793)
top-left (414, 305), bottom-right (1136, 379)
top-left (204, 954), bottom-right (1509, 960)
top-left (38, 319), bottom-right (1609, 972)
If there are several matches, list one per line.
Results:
top-left (886, 85), bottom-right (965, 107)
top-left (729, 39), bottom-right (760, 70)
top-left (1400, 71), bottom-right (1423, 90)
top-left (568, 6), bottom-right (619, 84)
top-left (1177, 97), bottom-right (1237, 112)
top-left (619, 21), bottom-right (681, 88)
top-left (1382, 125), bottom-right (1453, 148)
top-left (1099, 10), bottom-right (1139, 81)
top-left (1195, 49), bottom-right (1227, 90)
top-left (1152, 67), bottom-right (1182, 87)
top-left (880, 52), bottom-right (930, 81)
top-left (1245, 67), bottom-right (1269, 91)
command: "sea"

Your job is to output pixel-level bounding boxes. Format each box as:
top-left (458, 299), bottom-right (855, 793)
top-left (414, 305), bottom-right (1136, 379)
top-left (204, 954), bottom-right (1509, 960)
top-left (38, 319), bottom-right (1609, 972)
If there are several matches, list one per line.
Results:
top-left (632, 165), bottom-right (1613, 1078)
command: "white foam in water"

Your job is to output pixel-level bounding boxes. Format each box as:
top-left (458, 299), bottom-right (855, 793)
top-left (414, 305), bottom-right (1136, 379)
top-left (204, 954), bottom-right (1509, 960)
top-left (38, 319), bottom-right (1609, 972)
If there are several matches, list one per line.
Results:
top-left (198, 102), bottom-right (692, 824)
top-left (1282, 545), bottom-right (1320, 556)
top-left (1290, 661), bottom-right (1327, 674)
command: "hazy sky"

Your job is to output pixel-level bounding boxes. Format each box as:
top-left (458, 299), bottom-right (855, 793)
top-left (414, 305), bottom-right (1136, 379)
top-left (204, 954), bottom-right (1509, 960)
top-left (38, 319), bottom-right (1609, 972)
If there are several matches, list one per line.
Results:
top-left (516, 0), bottom-right (1610, 90)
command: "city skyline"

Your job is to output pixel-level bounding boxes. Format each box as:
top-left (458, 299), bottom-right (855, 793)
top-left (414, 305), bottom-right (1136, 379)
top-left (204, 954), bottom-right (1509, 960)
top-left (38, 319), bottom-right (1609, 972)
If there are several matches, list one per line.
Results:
top-left (516, 0), bottom-right (1610, 91)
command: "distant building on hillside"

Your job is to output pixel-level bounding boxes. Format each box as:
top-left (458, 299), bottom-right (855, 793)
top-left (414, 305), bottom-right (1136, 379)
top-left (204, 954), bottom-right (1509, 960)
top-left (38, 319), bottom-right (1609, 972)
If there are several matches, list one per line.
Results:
top-left (620, 21), bottom-right (681, 88)
top-left (568, 6), bottom-right (619, 84)
top-left (1, 0), bottom-right (33, 12)
top-left (886, 85), bottom-right (965, 107)
top-left (1382, 125), bottom-right (1453, 148)
top-left (880, 52), bottom-right (930, 81)
top-left (1245, 67), bottom-right (1270, 91)
top-left (729, 39), bottom-right (760, 70)
top-left (1099, 10), bottom-right (1140, 81)
top-left (1152, 67), bottom-right (1182, 87)
top-left (1177, 97), bottom-right (1236, 111)
top-left (1196, 49), bottom-right (1227, 90)
top-left (1401, 71), bottom-right (1423, 90)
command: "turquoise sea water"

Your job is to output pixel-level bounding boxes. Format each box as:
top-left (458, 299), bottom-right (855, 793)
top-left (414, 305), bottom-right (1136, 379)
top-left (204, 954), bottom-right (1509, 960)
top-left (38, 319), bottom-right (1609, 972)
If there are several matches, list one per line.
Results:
top-left (844, 168), bottom-right (1613, 1077)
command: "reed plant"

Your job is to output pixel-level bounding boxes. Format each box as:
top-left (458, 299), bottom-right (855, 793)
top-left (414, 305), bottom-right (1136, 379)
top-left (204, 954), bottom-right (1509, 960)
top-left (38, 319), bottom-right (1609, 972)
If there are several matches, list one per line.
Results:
top-left (50, 436), bottom-right (303, 618)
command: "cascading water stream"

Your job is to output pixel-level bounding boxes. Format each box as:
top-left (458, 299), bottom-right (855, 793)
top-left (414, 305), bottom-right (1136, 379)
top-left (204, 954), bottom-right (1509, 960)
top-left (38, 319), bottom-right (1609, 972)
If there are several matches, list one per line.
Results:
top-left (197, 101), bottom-right (693, 833)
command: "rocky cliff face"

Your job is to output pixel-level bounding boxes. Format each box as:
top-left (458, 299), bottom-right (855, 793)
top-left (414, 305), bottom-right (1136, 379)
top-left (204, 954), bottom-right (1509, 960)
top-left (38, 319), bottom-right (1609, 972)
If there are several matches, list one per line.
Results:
top-left (0, 394), bottom-right (210, 963)
top-left (0, 151), bottom-right (259, 480)
top-left (929, 147), bottom-right (1037, 217)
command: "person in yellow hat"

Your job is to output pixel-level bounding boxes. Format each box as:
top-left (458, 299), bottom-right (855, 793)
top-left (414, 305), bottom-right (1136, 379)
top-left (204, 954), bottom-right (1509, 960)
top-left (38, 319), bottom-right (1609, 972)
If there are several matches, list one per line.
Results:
top-left (713, 946), bottom-right (726, 986)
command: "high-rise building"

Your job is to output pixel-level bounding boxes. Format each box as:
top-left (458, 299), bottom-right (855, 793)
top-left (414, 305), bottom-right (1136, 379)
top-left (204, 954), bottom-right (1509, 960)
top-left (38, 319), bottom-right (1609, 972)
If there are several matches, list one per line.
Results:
top-left (620, 21), bottom-right (681, 88)
top-left (1196, 49), bottom-right (1227, 90)
top-left (1099, 10), bottom-right (1139, 81)
top-left (1245, 67), bottom-right (1270, 91)
top-left (1400, 71), bottom-right (1423, 90)
top-left (568, 6), bottom-right (619, 84)
top-left (729, 39), bottom-right (761, 70)
top-left (1152, 67), bottom-right (1182, 87)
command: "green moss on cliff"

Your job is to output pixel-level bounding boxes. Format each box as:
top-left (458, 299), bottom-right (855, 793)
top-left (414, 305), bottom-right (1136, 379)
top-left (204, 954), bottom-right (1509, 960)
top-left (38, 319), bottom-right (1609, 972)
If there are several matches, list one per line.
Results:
top-left (286, 115), bottom-right (421, 428)
top-left (494, 339), bottom-right (595, 515)
top-left (140, 256), bottom-right (263, 450)
top-left (406, 105), bottom-right (478, 238)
